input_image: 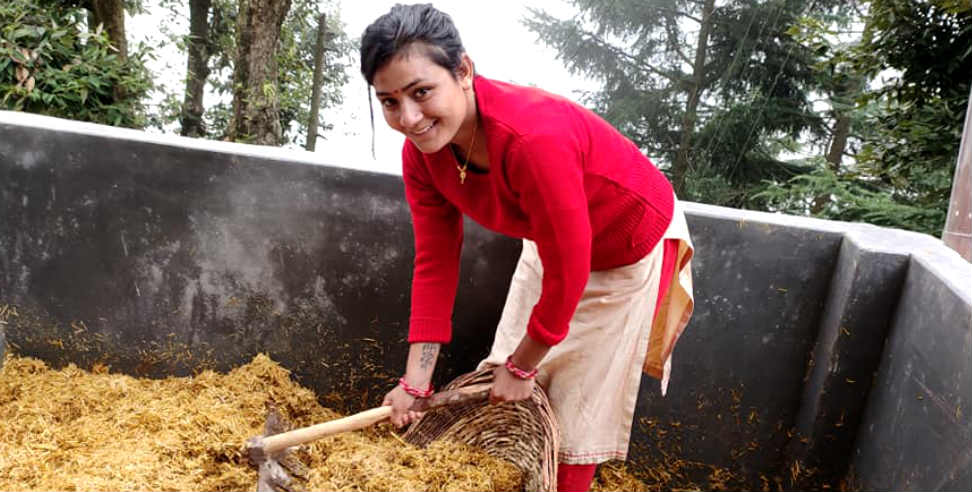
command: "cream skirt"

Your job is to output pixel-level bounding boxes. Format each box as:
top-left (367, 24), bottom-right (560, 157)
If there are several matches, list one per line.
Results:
top-left (478, 197), bottom-right (695, 464)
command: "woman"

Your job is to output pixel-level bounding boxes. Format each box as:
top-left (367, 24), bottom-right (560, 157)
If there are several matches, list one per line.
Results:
top-left (361, 5), bottom-right (695, 491)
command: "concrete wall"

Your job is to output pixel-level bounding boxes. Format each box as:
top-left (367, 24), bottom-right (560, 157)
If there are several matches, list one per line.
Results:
top-left (1, 112), bottom-right (969, 491)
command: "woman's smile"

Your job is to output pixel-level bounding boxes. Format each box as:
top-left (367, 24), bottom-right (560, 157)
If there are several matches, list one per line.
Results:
top-left (410, 120), bottom-right (436, 138)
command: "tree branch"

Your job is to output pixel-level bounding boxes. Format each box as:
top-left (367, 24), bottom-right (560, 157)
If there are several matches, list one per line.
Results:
top-left (652, 7), bottom-right (703, 24)
top-left (580, 30), bottom-right (683, 83)
top-left (663, 13), bottom-right (694, 66)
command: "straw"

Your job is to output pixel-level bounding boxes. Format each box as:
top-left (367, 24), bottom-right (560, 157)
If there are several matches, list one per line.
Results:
top-left (0, 353), bottom-right (520, 491)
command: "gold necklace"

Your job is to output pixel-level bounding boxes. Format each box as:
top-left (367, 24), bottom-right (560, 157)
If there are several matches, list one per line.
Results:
top-left (457, 116), bottom-right (478, 185)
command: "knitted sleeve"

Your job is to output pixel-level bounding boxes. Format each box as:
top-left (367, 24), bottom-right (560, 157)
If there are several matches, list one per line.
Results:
top-left (401, 144), bottom-right (463, 344)
top-left (507, 132), bottom-right (592, 346)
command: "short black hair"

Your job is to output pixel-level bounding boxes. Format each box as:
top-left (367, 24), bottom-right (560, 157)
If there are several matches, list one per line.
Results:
top-left (360, 3), bottom-right (466, 85)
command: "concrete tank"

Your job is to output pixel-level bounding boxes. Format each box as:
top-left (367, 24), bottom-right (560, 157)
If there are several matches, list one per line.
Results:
top-left (1, 111), bottom-right (969, 491)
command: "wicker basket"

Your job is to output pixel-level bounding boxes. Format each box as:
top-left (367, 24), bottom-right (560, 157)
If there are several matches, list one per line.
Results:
top-left (402, 367), bottom-right (560, 492)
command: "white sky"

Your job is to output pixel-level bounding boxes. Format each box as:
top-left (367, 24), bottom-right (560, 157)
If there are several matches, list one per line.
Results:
top-left (131, 0), bottom-right (598, 175)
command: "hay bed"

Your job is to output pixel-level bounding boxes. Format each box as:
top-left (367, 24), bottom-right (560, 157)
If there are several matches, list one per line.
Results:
top-left (0, 351), bottom-right (797, 492)
top-left (0, 353), bottom-right (521, 491)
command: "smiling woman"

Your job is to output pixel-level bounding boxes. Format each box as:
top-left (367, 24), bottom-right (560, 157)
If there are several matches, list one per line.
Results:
top-left (360, 5), bottom-right (482, 172)
top-left (371, 46), bottom-right (478, 162)
top-left (358, 5), bottom-right (697, 492)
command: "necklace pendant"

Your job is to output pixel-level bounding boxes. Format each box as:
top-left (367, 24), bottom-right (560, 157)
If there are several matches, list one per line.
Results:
top-left (459, 168), bottom-right (467, 184)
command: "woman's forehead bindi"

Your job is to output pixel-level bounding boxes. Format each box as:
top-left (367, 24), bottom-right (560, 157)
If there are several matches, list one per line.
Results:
top-left (375, 78), bottom-right (425, 97)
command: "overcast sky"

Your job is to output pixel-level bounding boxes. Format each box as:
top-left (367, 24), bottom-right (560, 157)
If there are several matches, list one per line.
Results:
top-left (132, 0), bottom-right (597, 175)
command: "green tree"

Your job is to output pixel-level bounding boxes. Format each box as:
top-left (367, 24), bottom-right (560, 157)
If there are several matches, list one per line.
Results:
top-left (154, 0), bottom-right (352, 145)
top-left (86, 0), bottom-right (130, 60)
top-left (0, 0), bottom-right (152, 128)
top-left (758, 0), bottom-right (970, 234)
top-left (274, 0), bottom-right (352, 147)
top-left (179, 0), bottom-right (217, 137)
top-left (524, 0), bottom-right (832, 206)
top-left (226, 0), bottom-right (292, 145)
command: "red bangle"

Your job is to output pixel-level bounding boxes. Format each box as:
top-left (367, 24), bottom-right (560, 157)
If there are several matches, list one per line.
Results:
top-left (505, 355), bottom-right (538, 380)
top-left (398, 377), bottom-right (434, 398)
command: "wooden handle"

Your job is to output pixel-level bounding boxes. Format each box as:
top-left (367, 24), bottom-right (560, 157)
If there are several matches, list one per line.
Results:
top-left (255, 383), bottom-right (491, 455)
top-left (260, 406), bottom-right (392, 455)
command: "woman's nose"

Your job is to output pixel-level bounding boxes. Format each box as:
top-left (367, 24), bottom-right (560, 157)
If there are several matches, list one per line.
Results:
top-left (399, 100), bottom-right (423, 128)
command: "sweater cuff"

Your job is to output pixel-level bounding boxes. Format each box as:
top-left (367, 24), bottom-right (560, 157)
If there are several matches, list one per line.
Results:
top-left (407, 317), bottom-right (452, 344)
top-left (526, 314), bottom-right (567, 347)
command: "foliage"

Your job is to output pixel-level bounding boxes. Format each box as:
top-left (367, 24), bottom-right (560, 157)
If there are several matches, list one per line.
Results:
top-left (152, 0), bottom-right (353, 144)
top-left (754, 158), bottom-right (946, 235)
top-left (0, 0), bottom-right (152, 128)
top-left (276, 0), bottom-right (352, 146)
top-left (763, 0), bottom-right (970, 234)
top-left (524, 0), bottom-right (831, 207)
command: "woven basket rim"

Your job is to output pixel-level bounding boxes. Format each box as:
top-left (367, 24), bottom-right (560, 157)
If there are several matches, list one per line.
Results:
top-left (402, 367), bottom-right (560, 492)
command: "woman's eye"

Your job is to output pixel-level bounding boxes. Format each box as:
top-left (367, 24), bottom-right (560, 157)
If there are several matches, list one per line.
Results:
top-left (414, 88), bottom-right (430, 98)
top-left (381, 99), bottom-right (397, 108)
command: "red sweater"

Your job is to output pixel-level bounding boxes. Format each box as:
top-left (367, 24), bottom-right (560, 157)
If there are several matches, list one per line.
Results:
top-left (404, 76), bottom-right (674, 347)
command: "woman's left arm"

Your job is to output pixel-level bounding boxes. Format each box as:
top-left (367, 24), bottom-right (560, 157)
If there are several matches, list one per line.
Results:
top-left (490, 132), bottom-right (592, 403)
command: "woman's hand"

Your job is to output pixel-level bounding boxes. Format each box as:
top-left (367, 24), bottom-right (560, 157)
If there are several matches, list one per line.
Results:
top-left (489, 334), bottom-right (548, 404)
top-left (489, 363), bottom-right (535, 404)
top-left (381, 384), bottom-right (425, 428)
top-left (383, 342), bottom-right (440, 428)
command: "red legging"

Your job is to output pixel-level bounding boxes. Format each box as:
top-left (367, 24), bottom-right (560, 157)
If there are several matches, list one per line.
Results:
top-left (556, 239), bottom-right (678, 492)
top-left (557, 464), bottom-right (598, 492)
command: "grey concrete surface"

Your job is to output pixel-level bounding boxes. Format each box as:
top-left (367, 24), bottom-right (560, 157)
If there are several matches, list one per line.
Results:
top-left (1, 111), bottom-right (970, 490)
top-left (785, 226), bottom-right (910, 483)
top-left (851, 254), bottom-right (972, 491)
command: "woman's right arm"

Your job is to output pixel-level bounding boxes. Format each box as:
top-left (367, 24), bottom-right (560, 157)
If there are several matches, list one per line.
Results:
top-left (382, 145), bottom-right (461, 427)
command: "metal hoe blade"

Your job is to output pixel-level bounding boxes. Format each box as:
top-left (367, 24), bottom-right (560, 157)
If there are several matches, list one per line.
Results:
top-left (249, 402), bottom-right (309, 492)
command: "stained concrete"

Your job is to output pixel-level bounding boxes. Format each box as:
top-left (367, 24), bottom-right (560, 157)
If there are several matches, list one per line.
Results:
top-left (785, 236), bottom-right (910, 484)
top-left (1, 111), bottom-right (970, 490)
top-left (0, 111), bottom-right (517, 398)
top-left (851, 254), bottom-right (972, 491)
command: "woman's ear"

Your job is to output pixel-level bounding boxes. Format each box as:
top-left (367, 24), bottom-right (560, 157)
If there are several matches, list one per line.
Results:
top-left (458, 53), bottom-right (475, 90)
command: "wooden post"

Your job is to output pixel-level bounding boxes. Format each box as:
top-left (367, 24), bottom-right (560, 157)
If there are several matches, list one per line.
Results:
top-left (306, 13), bottom-right (328, 151)
top-left (943, 86), bottom-right (972, 261)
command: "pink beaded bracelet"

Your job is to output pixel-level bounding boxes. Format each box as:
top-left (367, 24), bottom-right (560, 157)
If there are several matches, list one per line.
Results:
top-left (505, 355), bottom-right (538, 380)
top-left (398, 377), bottom-right (434, 398)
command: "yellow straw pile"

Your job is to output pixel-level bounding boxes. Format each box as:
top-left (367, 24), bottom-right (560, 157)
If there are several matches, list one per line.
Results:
top-left (0, 353), bottom-right (520, 491)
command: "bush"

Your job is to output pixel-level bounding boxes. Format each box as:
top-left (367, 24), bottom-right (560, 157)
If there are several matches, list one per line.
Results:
top-left (0, 0), bottom-right (152, 128)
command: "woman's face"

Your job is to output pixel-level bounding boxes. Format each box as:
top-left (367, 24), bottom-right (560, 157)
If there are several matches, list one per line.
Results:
top-left (372, 47), bottom-right (473, 154)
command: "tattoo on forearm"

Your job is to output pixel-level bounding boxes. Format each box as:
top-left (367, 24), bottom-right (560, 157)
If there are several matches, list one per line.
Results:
top-left (419, 343), bottom-right (439, 369)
